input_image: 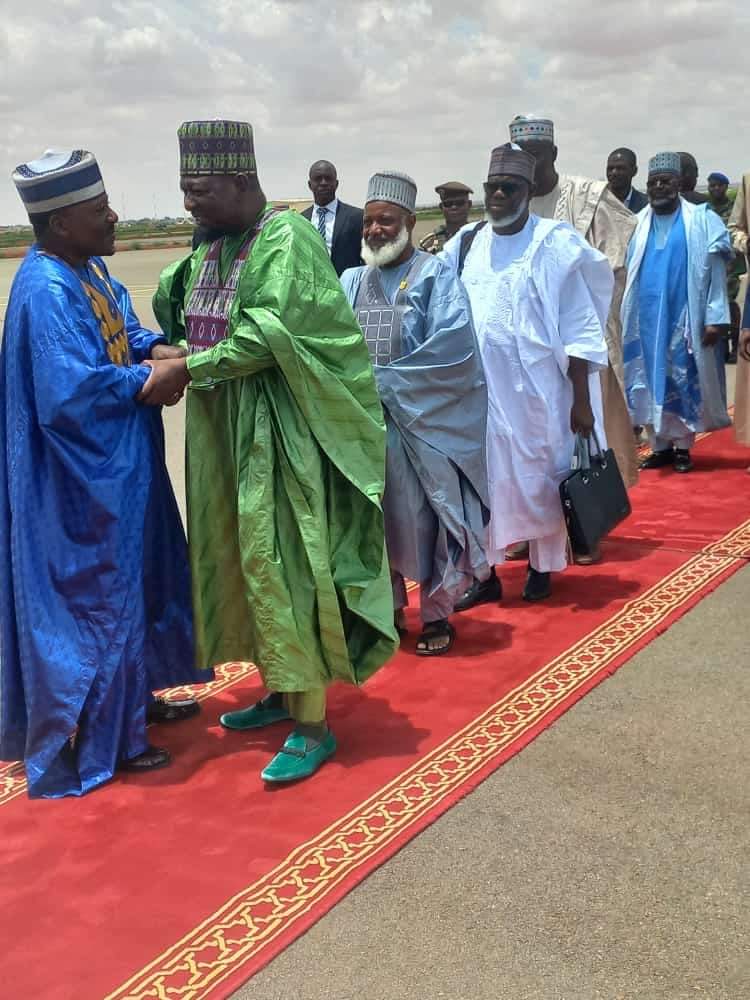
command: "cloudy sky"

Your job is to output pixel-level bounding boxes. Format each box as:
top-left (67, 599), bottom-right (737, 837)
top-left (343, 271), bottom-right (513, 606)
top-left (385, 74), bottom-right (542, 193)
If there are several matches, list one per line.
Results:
top-left (1, 0), bottom-right (747, 224)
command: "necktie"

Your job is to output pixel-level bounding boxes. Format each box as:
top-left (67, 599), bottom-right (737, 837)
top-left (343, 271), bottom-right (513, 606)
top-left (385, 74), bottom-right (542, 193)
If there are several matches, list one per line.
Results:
top-left (317, 206), bottom-right (328, 242)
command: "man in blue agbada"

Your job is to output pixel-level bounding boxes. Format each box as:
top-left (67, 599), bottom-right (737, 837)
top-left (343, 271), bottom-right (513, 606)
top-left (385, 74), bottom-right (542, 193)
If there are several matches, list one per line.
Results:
top-left (0, 150), bottom-right (211, 798)
top-left (622, 152), bottom-right (731, 474)
top-left (341, 171), bottom-right (491, 655)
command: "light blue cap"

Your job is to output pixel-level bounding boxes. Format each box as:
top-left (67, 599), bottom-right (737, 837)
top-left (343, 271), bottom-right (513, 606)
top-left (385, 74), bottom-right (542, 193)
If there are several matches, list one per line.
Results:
top-left (366, 171), bottom-right (417, 212)
top-left (648, 152), bottom-right (681, 177)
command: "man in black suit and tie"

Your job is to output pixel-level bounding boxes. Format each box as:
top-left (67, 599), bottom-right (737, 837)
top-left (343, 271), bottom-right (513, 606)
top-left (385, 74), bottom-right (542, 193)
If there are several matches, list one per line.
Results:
top-left (302, 160), bottom-right (363, 275)
top-left (606, 148), bottom-right (648, 213)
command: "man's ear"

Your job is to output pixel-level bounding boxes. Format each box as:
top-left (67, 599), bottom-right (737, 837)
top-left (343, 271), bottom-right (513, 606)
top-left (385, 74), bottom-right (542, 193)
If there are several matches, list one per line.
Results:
top-left (405, 212), bottom-right (417, 233)
top-left (48, 211), bottom-right (68, 239)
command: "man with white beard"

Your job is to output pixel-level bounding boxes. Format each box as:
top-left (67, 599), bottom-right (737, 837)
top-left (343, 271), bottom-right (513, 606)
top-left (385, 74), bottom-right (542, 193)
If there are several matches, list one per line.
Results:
top-left (341, 170), bottom-right (491, 655)
top-left (444, 144), bottom-right (613, 605)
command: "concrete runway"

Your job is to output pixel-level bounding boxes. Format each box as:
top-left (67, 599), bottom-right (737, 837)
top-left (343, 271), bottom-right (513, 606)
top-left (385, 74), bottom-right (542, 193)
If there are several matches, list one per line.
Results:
top-left (1, 245), bottom-right (748, 999)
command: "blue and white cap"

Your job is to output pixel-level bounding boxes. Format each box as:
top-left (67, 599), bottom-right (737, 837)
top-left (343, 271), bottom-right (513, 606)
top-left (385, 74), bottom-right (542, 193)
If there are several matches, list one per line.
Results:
top-left (509, 114), bottom-right (555, 144)
top-left (648, 152), bottom-right (681, 177)
top-left (365, 170), bottom-right (417, 213)
top-left (12, 150), bottom-right (105, 216)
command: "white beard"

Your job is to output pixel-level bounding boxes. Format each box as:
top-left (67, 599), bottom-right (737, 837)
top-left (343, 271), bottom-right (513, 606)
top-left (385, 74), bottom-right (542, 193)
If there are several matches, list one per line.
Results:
top-left (485, 204), bottom-right (527, 230)
top-left (361, 225), bottom-right (411, 268)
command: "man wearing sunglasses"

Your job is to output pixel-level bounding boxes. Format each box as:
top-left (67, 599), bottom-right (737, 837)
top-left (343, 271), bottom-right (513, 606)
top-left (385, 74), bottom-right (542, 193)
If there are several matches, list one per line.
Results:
top-left (444, 143), bottom-right (612, 605)
top-left (419, 181), bottom-right (474, 255)
top-left (509, 115), bottom-right (638, 503)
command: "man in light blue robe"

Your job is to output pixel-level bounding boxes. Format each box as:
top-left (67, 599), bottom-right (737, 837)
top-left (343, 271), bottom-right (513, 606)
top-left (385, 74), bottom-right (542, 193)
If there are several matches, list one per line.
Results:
top-left (0, 150), bottom-right (211, 798)
top-left (622, 152), bottom-right (731, 474)
top-left (341, 171), bottom-right (490, 656)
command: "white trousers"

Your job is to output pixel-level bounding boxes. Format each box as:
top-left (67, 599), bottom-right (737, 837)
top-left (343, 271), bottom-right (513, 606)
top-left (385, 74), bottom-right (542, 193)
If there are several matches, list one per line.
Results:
top-left (528, 526), bottom-right (569, 574)
top-left (647, 428), bottom-right (696, 452)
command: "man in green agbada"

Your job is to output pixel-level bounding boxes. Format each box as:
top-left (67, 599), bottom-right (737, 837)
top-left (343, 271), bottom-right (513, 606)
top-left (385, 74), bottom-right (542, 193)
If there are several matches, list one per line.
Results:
top-left (145, 120), bottom-right (397, 783)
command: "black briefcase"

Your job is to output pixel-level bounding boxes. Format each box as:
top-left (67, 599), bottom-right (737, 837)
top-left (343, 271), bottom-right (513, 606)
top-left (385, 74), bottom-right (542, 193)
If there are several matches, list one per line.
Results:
top-left (559, 433), bottom-right (631, 553)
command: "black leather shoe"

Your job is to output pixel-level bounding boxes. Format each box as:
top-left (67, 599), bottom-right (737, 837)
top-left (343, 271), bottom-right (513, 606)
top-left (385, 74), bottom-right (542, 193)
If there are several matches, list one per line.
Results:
top-left (673, 448), bottom-right (693, 473)
top-left (454, 569), bottom-right (502, 612)
top-left (119, 745), bottom-right (171, 772)
top-left (523, 567), bottom-right (551, 602)
top-left (146, 697), bottom-right (201, 724)
top-left (640, 447), bottom-right (675, 470)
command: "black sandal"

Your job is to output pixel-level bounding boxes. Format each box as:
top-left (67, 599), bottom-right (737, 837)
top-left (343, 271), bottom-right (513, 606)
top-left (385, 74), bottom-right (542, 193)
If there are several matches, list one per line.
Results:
top-left (415, 619), bottom-right (455, 656)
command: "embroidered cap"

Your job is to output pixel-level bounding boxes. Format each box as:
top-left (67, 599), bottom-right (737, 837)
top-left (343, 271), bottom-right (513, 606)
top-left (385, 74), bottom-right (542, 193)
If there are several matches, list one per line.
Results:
top-left (178, 120), bottom-right (256, 176)
top-left (509, 114), bottom-right (555, 144)
top-left (488, 143), bottom-right (536, 183)
top-left (12, 150), bottom-right (105, 216)
top-left (648, 152), bottom-right (681, 177)
top-left (366, 171), bottom-right (417, 213)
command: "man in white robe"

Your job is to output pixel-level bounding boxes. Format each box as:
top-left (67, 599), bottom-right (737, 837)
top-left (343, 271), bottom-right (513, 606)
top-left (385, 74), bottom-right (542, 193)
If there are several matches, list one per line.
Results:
top-left (509, 114), bottom-right (638, 501)
top-left (444, 143), bottom-right (613, 604)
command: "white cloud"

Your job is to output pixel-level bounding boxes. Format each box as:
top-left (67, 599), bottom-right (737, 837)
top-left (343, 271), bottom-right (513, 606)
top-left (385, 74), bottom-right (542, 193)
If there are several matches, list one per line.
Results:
top-left (0, 0), bottom-right (747, 223)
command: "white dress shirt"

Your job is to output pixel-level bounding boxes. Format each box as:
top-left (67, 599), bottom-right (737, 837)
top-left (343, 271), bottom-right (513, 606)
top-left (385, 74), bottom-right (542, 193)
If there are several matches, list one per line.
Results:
top-left (312, 198), bottom-right (338, 253)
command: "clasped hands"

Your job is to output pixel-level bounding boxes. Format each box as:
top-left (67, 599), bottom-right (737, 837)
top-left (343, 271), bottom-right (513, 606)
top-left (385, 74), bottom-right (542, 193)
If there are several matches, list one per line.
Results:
top-left (137, 343), bottom-right (191, 406)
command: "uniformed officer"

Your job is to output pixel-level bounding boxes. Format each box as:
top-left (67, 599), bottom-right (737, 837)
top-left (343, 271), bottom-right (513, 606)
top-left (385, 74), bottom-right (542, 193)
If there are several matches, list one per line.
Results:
top-left (419, 181), bottom-right (473, 254)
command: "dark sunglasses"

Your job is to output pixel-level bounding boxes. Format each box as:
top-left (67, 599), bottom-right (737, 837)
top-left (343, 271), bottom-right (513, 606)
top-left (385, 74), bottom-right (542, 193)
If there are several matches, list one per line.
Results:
top-left (440, 198), bottom-right (469, 208)
top-left (485, 180), bottom-right (526, 196)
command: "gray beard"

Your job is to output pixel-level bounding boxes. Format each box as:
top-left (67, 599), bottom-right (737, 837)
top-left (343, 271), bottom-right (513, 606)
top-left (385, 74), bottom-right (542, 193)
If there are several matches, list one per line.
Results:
top-left (485, 204), bottom-right (527, 230)
top-left (361, 226), bottom-right (410, 268)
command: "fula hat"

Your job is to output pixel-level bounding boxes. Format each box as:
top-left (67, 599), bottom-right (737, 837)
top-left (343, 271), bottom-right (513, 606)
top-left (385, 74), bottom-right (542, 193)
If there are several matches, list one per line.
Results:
top-left (12, 150), bottom-right (104, 216)
top-left (648, 152), bottom-right (681, 176)
top-left (366, 171), bottom-right (417, 212)
top-left (487, 143), bottom-right (536, 182)
top-left (435, 181), bottom-right (473, 197)
top-left (178, 120), bottom-right (256, 176)
top-left (509, 114), bottom-right (554, 144)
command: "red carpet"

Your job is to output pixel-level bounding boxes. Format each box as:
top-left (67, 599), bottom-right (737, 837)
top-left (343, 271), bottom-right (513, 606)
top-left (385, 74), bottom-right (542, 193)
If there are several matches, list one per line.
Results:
top-left (1, 427), bottom-right (748, 1000)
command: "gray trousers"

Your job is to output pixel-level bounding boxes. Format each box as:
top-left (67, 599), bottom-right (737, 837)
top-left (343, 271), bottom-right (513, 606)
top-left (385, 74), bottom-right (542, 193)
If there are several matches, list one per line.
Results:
top-left (391, 572), bottom-right (454, 625)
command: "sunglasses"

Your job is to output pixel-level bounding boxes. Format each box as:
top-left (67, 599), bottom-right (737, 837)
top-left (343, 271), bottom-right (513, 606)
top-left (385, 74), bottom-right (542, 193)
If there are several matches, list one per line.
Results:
top-left (485, 180), bottom-right (526, 196)
top-left (440, 198), bottom-right (469, 208)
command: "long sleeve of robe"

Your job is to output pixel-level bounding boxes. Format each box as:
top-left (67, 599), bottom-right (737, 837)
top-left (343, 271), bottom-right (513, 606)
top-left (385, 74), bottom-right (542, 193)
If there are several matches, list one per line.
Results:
top-left (153, 211), bottom-right (397, 690)
top-left (341, 253), bottom-right (490, 601)
top-left (443, 217), bottom-right (612, 551)
top-left (0, 250), bottom-right (204, 798)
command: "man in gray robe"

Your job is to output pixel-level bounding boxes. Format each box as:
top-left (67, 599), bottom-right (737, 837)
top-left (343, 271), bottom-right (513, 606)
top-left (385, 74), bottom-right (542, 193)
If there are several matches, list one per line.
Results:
top-left (341, 171), bottom-right (491, 655)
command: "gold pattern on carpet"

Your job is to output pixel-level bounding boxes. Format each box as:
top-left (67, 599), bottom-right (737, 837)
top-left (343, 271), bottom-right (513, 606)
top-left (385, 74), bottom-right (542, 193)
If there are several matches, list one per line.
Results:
top-left (104, 523), bottom-right (750, 1000)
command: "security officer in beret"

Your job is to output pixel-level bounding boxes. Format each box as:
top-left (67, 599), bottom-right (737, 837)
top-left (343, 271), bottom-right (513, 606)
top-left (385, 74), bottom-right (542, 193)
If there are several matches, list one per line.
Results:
top-left (419, 181), bottom-right (473, 254)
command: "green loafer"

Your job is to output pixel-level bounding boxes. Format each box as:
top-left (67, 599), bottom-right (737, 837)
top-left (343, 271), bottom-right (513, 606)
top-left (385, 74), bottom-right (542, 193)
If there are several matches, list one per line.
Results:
top-left (219, 695), bottom-right (292, 731)
top-left (261, 729), bottom-right (337, 783)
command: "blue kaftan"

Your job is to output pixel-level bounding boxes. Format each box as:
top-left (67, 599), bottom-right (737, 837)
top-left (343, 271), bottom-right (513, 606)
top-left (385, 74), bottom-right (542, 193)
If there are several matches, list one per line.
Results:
top-left (622, 200), bottom-right (731, 437)
top-left (0, 248), bottom-right (209, 798)
top-left (341, 251), bottom-right (490, 609)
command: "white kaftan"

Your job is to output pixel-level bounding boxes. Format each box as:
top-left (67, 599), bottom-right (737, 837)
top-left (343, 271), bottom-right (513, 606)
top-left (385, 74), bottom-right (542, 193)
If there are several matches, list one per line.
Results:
top-left (442, 216), bottom-right (612, 571)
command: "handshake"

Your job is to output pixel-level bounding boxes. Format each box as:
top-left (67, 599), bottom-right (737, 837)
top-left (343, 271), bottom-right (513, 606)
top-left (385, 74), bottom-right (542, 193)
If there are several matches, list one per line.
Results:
top-left (137, 343), bottom-right (192, 406)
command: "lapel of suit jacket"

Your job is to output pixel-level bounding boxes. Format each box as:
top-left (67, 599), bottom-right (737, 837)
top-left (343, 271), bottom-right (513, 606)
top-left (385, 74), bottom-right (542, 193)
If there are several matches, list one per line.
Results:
top-left (331, 202), bottom-right (347, 253)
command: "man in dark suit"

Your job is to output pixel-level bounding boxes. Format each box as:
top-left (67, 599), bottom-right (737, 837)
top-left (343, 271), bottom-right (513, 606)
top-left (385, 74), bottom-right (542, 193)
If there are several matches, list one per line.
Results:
top-left (678, 152), bottom-right (709, 205)
top-left (302, 160), bottom-right (363, 275)
top-left (606, 148), bottom-right (648, 213)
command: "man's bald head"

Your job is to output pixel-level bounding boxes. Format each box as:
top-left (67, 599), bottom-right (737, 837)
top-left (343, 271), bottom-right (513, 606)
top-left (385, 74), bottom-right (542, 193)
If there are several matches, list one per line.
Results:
top-left (308, 160), bottom-right (339, 206)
